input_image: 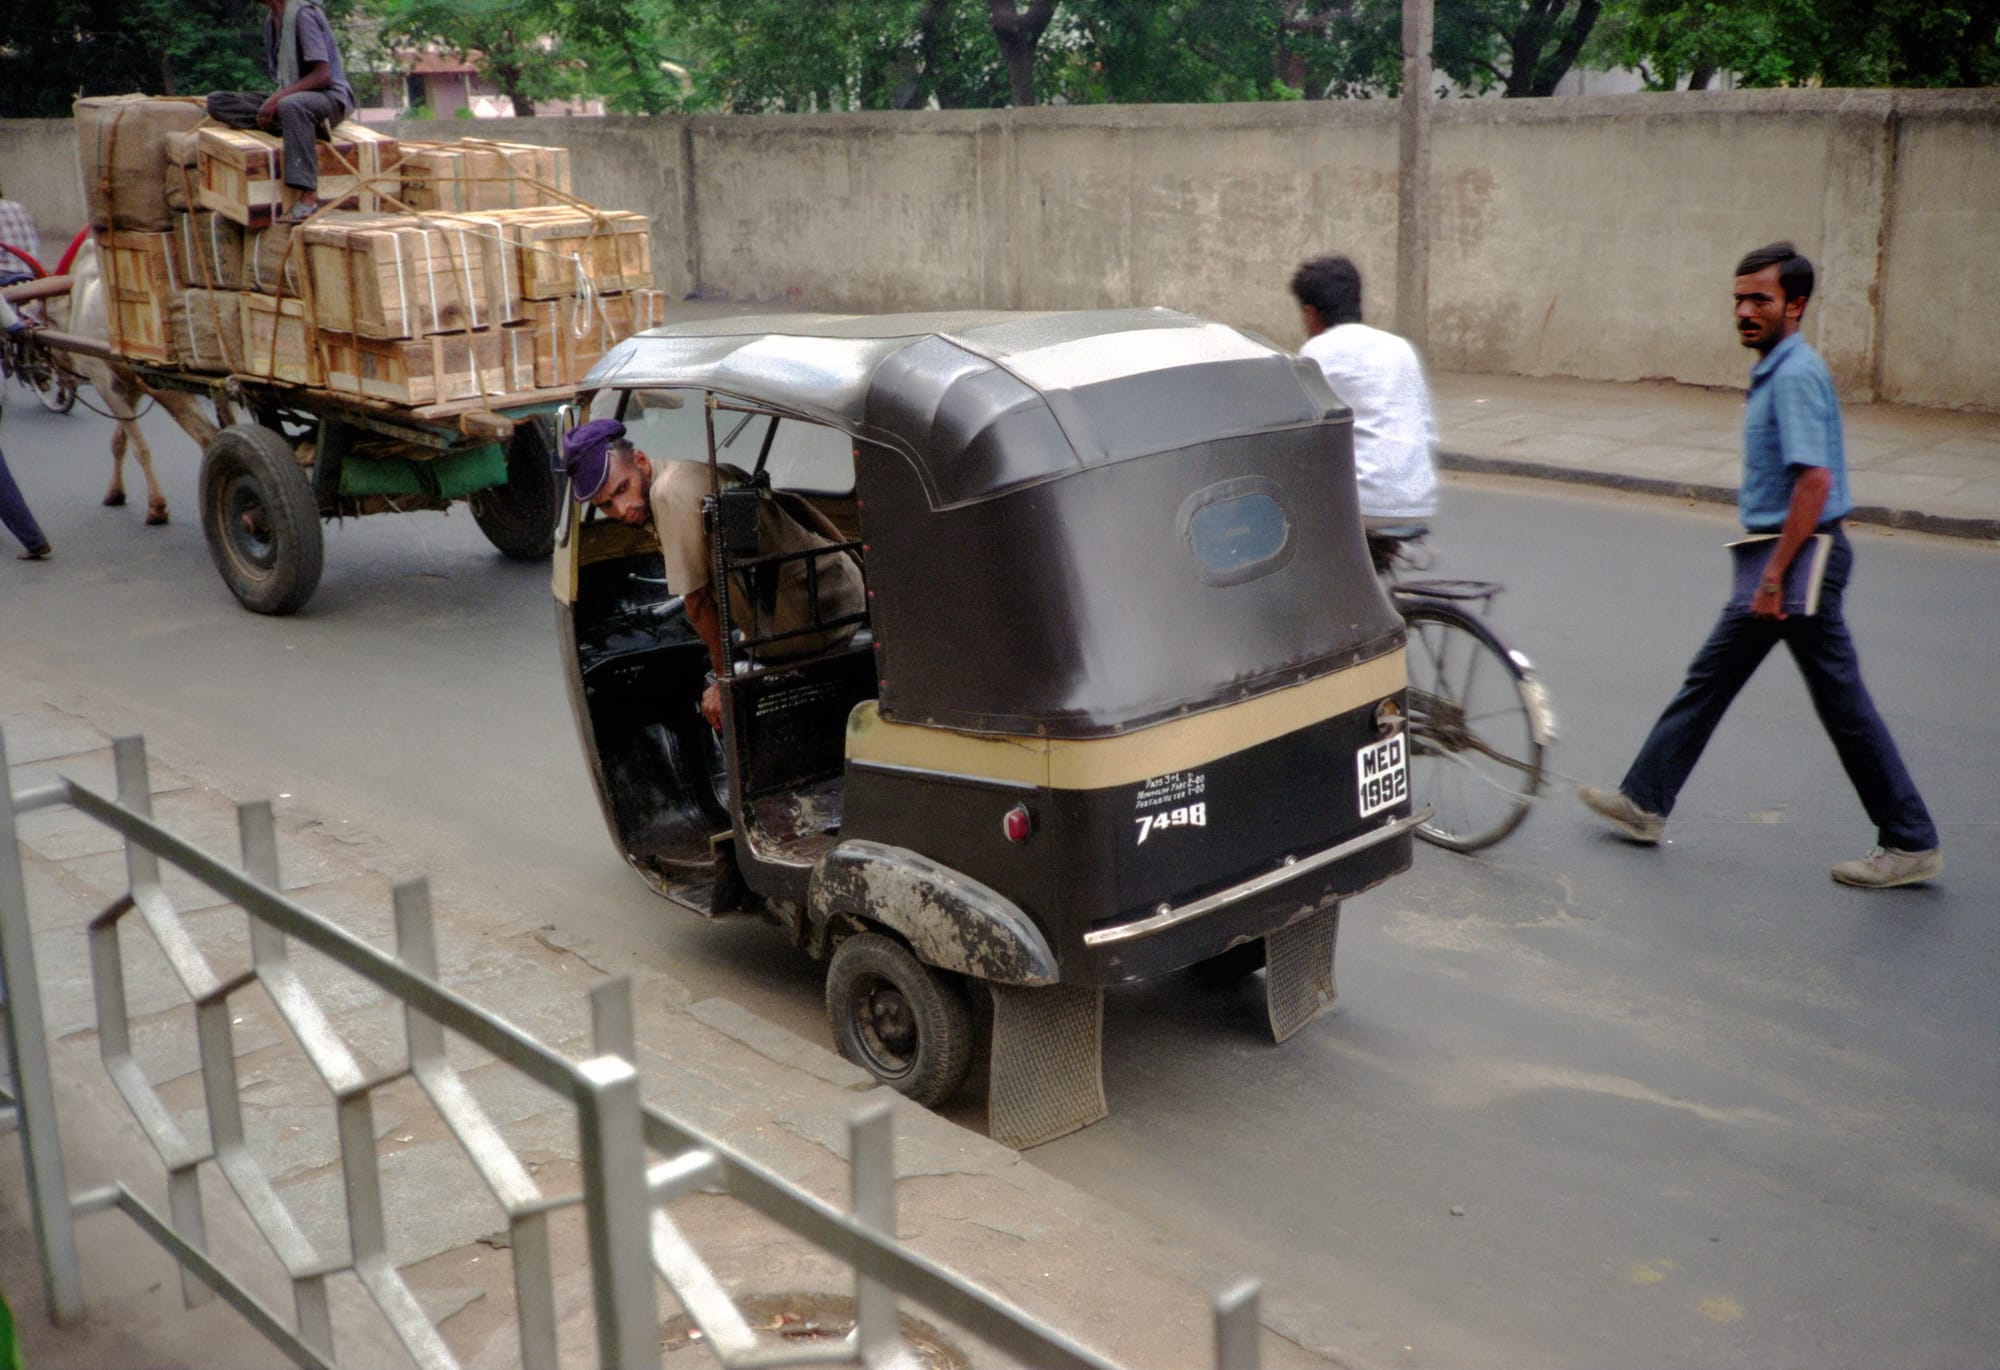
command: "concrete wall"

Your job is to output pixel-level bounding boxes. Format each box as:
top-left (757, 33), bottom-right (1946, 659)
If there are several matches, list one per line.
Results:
top-left (2, 119), bottom-right (84, 271)
top-left (6, 89), bottom-right (1995, 409)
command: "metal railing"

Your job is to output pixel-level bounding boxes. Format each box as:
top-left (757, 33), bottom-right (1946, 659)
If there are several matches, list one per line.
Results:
top-left (0, 726), bottom-right (1264, 1368)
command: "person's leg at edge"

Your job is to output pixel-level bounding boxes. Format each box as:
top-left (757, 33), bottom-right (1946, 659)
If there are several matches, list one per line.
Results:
top-left (1617, 608), bottom-right (1781, 819)
top-left (0, 446), bottom-right (51, 556)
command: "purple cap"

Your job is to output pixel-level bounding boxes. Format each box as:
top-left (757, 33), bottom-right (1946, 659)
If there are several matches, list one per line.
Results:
top-left (560, 419), bottom-right (628, 500)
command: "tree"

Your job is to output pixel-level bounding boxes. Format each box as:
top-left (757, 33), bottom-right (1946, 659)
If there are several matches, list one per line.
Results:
top-left (1272, 0), bottom-right (1604, 98)
top-left (1597, 0), bottom-right (2000, 91)
top-left (1478, 0), bottom-right (1603, 95)
top-left (371, 0), bottom-right (583, 117)
top-left (0, 0), bottom-right (298, 117)
top-left (987, 0), bottom-right (1056, 105)
top-left (1057, 0), bottom-right (1298, 104)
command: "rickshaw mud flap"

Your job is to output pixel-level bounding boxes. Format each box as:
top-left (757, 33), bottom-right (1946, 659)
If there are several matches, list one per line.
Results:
top-left (808, 841), bottom-right (1058, 986)
top-left (1265, 900), bottom-right (1340, 1043)
top-left (988, 984), bottom-right (1108, 1150)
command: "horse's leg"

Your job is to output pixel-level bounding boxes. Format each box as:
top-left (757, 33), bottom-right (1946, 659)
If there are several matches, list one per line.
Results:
top-left (132, 422), bottom-right (169, 525)
top-left (124, 378), bottom-right (171, 526)
top-left (103, 422), bottom-right (128, 507)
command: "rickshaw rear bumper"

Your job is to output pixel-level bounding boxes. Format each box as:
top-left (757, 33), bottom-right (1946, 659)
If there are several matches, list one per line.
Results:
top-left (1067, 810), bottom-right (1420, 987)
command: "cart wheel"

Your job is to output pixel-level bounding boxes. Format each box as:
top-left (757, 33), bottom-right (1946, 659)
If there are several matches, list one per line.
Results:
top-left (826, 932), bottom-right (974, 1108)
top-left (27, 354), bottom-right (76, 415)
top-left (199, 423), bottom-right (324, 615)
top-left (470, 415), bottom-right (559, 560)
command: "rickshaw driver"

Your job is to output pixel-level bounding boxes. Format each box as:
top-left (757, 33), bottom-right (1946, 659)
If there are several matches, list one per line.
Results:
top-left (561, 418), bottom-right (866, 730)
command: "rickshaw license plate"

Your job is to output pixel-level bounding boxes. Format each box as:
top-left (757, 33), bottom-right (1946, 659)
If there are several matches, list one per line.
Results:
top-left (1356, 733), bottom-right (1408, 817)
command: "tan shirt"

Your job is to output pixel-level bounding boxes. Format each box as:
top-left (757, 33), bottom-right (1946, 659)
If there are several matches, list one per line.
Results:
top-left (648, 460), bottom-right (865, 661)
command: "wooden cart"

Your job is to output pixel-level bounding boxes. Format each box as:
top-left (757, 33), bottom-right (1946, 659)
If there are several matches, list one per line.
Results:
top-left (145, 362), bottom-right (565, 614)
top-left (31, 320), bottom-right (566, 615)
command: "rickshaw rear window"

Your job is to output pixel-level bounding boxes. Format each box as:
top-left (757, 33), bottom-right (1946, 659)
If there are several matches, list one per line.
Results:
top-left (1180, 481), bottom-right (1294, 586)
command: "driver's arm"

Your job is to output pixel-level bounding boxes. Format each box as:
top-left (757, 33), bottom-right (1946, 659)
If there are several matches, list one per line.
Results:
top-left (683, 583), bottom-right (725, 677)
top-left (652, 462), bottom-right (729, 729)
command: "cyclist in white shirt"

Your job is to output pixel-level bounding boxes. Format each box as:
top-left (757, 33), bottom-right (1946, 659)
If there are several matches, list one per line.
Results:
top-left (1290, 255), bottom-right (1439, 529)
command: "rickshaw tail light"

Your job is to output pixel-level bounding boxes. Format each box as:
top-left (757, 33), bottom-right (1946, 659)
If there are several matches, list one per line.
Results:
top-left (1003, 804), bottom-right (1033, 843)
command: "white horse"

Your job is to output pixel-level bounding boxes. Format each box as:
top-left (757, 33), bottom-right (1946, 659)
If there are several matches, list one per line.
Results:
top-left (46, 238), bottom-right (225, 525)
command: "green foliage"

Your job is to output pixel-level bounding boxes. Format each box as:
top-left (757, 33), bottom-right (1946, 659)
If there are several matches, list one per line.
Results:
top-left (371, 0), bottom-right (586, 117)
top-left (1595, 0), bottom-right (2000, 90)
top-left (0, 0), bottom-right (285, 116)
top-left (1270, 0), bottom-right (1606, 99)
top-left (1056, 0), bottom-right (1285, 104)
top-left (12, 0), bottom-right (1978, 120)
top-left (640, 0), bottom-right (969, 112)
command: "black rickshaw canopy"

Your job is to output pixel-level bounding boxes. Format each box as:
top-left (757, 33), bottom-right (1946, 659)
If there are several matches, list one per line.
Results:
top-left (584, 307), bottom-right (1346, 507)
top-left (581, 307), bottom-right (1402, 739)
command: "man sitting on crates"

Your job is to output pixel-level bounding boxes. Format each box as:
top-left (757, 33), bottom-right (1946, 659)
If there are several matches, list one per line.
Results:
top-left (561, 418), bottom-right (867, 731)
top-left (205, 0), bottom-right (356, 224)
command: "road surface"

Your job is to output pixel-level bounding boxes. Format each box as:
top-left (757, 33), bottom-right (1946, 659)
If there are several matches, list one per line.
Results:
top-left (2, 398), bottom-right (1993, 1368)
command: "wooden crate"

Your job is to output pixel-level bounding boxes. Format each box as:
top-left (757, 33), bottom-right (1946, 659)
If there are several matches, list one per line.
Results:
top-left (77, 94), bottom-right (208, 232)
top-left (169, 210), bottom-right (244, 291)
top-left (528, 289), bottom-right (666, 388)
top-left (196, 122), bottom-right (397, 229)
top-left (99, 230), bottom-right (180, 364)
top-left (400, 140), bottom-right (571, 213)
top-left (241, 220), bottom-right (306, 297)
top-left (240, 293), bottom-right (322, 386)
top-left (321, 330), bottom-right (515, 406)
top-left (163, 130), bottom-right (204, 212)
top-left (504, 208), bottom-right (652, 300)
top-left (495, 324), bottom-right (538, 394)
top-left (427, 212), bottom-right (530, 325)
top-left (169, 289), bottom-right (247, 374)
top-left (300, 216), bottom-right (487, 339)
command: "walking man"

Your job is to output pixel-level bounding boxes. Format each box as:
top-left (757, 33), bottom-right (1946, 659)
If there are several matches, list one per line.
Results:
top-left (206, 0), bottom-right (355, 223)
top-left (1578, 242), bottom-right (1940, 888)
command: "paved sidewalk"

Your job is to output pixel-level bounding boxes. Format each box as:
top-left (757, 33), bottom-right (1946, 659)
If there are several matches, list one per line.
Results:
top-left (1431, 371), bottom-right (2000, 540)
top-left (0, 672), bottom-right (1339, 1370)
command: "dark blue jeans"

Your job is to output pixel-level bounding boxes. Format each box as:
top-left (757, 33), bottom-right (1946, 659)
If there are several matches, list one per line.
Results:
top-left (1620, 526), bottom-right (1938, 850)
top-left (1, 433), bottom-right (50, 554)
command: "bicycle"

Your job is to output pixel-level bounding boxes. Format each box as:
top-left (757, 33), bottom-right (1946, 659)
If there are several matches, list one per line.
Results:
top-left (1369, 524), bottom-right (1558, 852)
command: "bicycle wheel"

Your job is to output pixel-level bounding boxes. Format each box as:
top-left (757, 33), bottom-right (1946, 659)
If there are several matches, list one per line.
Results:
top-left (1401, 601), bottom-right (1547, 852)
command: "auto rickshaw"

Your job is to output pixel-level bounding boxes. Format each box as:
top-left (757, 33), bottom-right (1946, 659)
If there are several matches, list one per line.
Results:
top-left (552, 308), bottom-right (1421, 1148)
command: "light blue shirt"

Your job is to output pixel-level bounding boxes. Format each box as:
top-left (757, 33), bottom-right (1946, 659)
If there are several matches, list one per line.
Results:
top-left (1739, 333), bottom-right (1852, 530)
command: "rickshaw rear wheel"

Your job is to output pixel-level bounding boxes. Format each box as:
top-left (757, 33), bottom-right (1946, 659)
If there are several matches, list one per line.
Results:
top-left (826, 932), bottom-right (974, 1108)
top-left (199, 423), bottom-right (324, 616)
top-left (470, 415), bottom-right (560, 560)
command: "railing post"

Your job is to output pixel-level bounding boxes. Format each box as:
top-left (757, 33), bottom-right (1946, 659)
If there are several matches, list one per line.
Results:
top-left (851, 1098), bottom-right (900, 1365)
top-left (0, 725), bottom-right (85, 1322)
top-left (581, 976), bottom-right (657, 1367)
top-left (111, 736), bottom-right (160, 895)
top-left (1214, 1279), bottom-right (1262, 1370)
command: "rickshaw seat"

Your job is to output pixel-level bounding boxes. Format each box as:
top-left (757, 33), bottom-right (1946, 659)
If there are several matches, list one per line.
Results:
top-left (724, 628), bottom-right (872, 792)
